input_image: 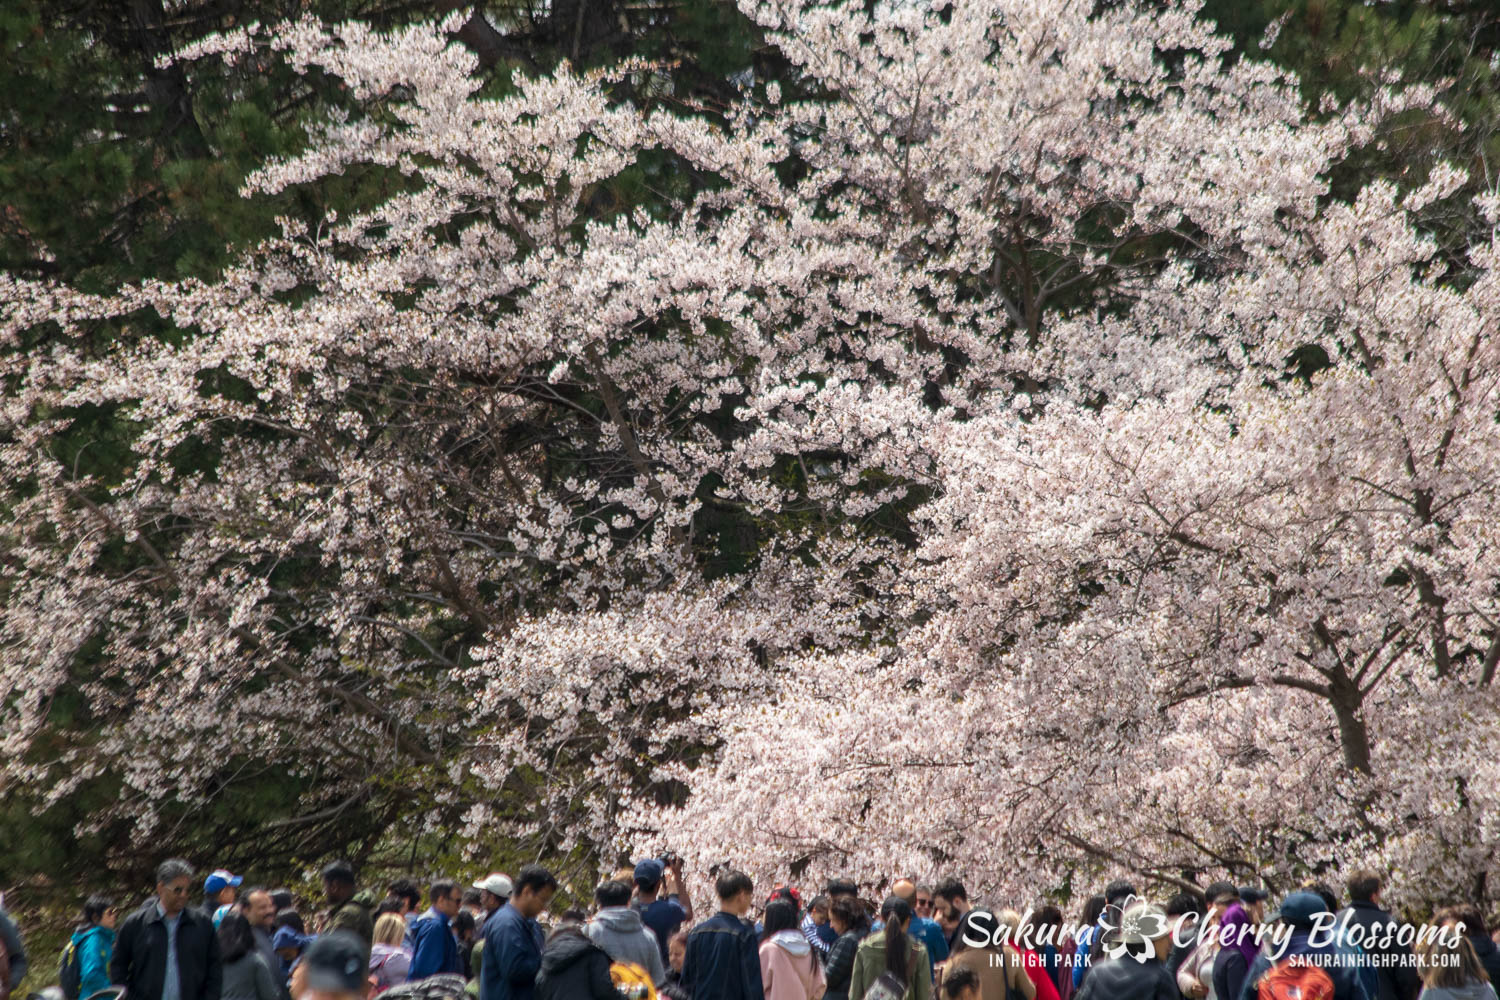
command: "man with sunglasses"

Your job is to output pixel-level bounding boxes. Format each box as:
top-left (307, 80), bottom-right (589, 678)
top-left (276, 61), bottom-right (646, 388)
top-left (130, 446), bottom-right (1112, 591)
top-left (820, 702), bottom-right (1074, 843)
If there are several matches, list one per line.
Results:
top-left (112, 859), bottom-right (223, 1000)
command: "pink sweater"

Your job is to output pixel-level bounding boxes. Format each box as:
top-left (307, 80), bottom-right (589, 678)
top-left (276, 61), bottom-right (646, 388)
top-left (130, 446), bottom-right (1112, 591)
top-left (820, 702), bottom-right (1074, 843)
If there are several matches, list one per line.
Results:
top-left (760, 931), bottom-right (826, 1000)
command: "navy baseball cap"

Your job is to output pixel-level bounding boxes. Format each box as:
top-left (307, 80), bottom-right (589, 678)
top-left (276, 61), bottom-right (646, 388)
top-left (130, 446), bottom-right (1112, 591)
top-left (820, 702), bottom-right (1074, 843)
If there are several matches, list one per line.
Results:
top-left (1274, 891), bottom-right (1327, 930)
top-left (633, 859), bottom-right (665, 885)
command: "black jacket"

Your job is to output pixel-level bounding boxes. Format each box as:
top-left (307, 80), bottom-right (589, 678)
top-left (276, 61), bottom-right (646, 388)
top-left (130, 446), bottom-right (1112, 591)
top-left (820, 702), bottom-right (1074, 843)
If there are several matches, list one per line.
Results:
top-left (1336, 902), bottom-right (1418, 1000)
top-left (823, 930), bottom-right (861, 1000)
top-left (111, 900), bottom-right (223, 1000)
top-left (1470, 933), bottom-right (1500, 989)
top-left (534, 930), bottom-right (618, 1000)
top-left (1212, 946), bottom-right (1248, 1000)
top-left (1075, 956), bottom-right (1179, 1000)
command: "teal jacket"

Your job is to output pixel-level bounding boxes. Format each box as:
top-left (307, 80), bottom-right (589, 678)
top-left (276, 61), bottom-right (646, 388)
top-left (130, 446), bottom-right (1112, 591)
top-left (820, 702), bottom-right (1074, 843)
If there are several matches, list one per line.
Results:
top-left (71, 924), bottom-right (116, 998)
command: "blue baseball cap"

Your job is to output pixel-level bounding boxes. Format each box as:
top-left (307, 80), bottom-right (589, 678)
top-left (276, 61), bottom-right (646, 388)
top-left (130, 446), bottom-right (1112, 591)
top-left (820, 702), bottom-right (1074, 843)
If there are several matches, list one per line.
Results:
top-left (205, 870), bottom-right (243, 896)
top-left (272, 926), bottom-right (309, 952)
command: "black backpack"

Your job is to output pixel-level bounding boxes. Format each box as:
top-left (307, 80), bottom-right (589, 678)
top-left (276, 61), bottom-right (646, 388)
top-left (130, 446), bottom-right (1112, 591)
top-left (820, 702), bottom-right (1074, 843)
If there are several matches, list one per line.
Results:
top-left (59, 936), bottom-right (84, 1000)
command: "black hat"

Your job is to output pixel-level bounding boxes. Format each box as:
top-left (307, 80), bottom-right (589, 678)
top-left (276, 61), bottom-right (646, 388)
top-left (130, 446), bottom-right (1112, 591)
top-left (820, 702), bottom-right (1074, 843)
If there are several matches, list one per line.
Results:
top-left (303, 931), bottom-right (369, 995)
top-left (1239, 886), bottom-right (1269, 904)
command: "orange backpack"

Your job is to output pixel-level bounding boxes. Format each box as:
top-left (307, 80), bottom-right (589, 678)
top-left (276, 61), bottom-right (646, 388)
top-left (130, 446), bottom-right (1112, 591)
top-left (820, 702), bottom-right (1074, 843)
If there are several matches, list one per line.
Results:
top-left (610, 961), bottom-right (658, 1000)
top-left (1258, 958), bottom-right (1335, 1000)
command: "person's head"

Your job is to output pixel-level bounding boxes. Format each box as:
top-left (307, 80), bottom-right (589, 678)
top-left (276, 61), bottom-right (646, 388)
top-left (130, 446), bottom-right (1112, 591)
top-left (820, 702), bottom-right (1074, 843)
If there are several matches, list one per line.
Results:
top-left (270, 889), bottom-right (295, 912)
top-left (205, 869), bottom-right (242, 907)
top-left (428, 879), bottom-right (460, 919)
top-left (634, 859), bottom-right (666, 898)
top-left (1347, 870), bottom-right (1382, 906)
top-left (996, 909), bottom-right (1023, 944)
top-left (1302, 882), bottom-right (1340, 914)
top-left (761, 899), bottom-right (799, 942)
top-left (1115, 900), bottom-right (1173, 962)
top-left (460, 889), bottom-right (482, 914)
top-left (1026, 904), bottom-right (1063, 948)
top-left (388, 879), bottom-right (420, 916)
top-left (1276, 892), bottom-right (1330, 935)
top-left (1165, 892), bottom-right (1200, 937)
top-left (375, 898), bottom-right (402, 918)
top-left (668, 931), bottom-right (688, 973)
top-left (274, 924), bottom-right (307, 963)
top-left (1203, 882), bottom-right (1237, 909)
top-left (941, 965), bottom-right (982, 1000)
top-left (809, 894), bottom-right (830, 925)
top-left (322, 861), bottom-right (357, 905)
top-left (242, 887), bottom-right (276, 931)
top-left (1081, 894), bottom-right (1107, 927)
top-left (276, 908), bottom-right (307, 934)
top-left (295, 930), bottom-right (371, 1000)
top-left (453, 909), bottom-right (476, 942)
top-left (1418, 928), bottom-right (1489, 989)
top-left (892, 878), bottom-right (917, 905)
top-left (155, 858), bottom-right (195, 916)
top-left (1104, 880), bottom-right (1136, 907)
top-left (596, 879), bottom-right (633, 909)
top-left (826, 878), bottom-right (859, 901)
top-left (933, 877), bottom-right (969, 927)
top-left (511, 865), bottom-right (558, 919)
top-left (373, 913), bottom-right (407, 948)
top-left (1438, 904), bottom-right (1488, 937)
top-left (219, 911), bottom-right (258, 963)
top-left (880, 896), bottom-right (913, 983)
top-left (1165, 893), bottom-right (1200, 919)
top-left (765, 885), bottom-right (801, 916)
top-left (829, 896), bottom-right (861, 937)
top-left (1239, 887), bottom-right (1269, 923)
top-left (914, 885), bottom-right (935, 920)
top-left (83, 894), bottom-right (118, 930)
top-left (953, 908), bottom-right (998, 955)
top-left (716, 870), bottom-right (754, 916)
top-left (473, 873), bottom-right (513, 914)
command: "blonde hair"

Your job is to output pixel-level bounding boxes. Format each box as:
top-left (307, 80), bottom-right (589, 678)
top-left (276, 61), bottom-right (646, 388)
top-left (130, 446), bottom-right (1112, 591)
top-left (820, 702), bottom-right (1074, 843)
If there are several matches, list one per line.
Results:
top-left (1417, 931), bottom-right (1489, 989)
top-left (374, 913), bottom-right (408, 947)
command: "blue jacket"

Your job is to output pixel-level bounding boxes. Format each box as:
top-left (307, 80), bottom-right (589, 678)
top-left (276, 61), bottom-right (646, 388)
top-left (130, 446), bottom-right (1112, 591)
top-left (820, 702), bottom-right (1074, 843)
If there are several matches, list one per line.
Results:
top-left (479, 904), bottom-right (543, 1000)
top-left (408, 909), bottom-right (462, 981)
top-left (681, 911), bottom-right (762, 1000)
top-left (1073, 923), bottom-right (1098, 989)
top-left (72, 925), bottom-right (115, 999)
top-left (1240, 929), bottom-right (1374, 1000)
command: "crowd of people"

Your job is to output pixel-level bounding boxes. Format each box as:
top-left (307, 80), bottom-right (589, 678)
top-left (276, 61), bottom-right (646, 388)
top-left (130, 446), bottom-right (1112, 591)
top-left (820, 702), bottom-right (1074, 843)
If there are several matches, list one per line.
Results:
top-left (3, 860), bottom-right (1500, 1000)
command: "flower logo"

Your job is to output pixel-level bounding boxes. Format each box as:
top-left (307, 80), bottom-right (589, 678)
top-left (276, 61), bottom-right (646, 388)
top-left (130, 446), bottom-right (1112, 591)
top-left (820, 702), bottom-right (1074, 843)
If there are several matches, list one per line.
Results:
top-left (1097, 895), bottom-right (1171, 964)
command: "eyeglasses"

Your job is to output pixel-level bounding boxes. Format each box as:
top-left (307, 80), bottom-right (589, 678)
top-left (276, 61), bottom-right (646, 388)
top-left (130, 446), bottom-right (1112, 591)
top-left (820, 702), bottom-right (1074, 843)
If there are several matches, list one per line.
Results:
top-left (915, 898), bottom-right (932, 907)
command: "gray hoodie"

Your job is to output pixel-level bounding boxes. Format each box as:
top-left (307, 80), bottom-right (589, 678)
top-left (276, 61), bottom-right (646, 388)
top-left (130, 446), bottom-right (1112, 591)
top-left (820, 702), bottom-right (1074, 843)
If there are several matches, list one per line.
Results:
top-left (585, 907), bottom-right (666, 986)
top-left (1418, 985), bottom-right (1498, 1000)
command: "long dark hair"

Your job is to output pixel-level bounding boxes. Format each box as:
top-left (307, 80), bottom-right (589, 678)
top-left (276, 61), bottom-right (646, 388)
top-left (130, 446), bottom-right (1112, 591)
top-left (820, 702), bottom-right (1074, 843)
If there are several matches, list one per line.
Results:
top-left (881, 896), bottom-right (913, 983)
top-left (218, 912), bottom-right (256, 964)
top-left (1081, 894), bottom-right (1107, 928)
top-left (761, 900), bottom-right (799, 943)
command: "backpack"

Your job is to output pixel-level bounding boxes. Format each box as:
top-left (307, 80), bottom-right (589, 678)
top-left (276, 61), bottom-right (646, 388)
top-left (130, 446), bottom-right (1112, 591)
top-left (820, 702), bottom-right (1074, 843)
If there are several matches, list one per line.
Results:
top-left (1258, 958), bottom-right (1335, 1000)
top-left (610, 961), bottom-right (657, 1000)
top-left (862, 970), bottom-right (907, 1000)
top-left (60, 937), bottom-right (84, 1000)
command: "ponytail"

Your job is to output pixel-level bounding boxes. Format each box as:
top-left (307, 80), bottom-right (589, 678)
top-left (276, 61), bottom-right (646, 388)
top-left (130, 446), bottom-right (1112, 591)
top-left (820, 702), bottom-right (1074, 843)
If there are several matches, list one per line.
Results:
top-left (880, 895), bottom-right (913, 984)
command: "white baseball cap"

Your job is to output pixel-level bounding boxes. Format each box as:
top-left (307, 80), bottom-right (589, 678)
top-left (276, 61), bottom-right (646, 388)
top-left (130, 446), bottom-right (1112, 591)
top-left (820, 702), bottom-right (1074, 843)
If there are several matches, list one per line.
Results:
top-left (474, 873), bottom-right (513, 898)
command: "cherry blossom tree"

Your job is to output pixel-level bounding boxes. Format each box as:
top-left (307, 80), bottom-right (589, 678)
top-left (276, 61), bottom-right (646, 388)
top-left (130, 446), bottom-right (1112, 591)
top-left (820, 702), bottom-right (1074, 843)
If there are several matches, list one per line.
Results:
top-left (3, 0), bottom-right (1496, 908)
